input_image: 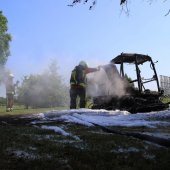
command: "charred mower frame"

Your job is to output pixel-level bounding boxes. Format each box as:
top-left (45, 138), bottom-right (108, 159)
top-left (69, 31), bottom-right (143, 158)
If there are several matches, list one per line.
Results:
top-left (92, 53), bottom-right (167, 113)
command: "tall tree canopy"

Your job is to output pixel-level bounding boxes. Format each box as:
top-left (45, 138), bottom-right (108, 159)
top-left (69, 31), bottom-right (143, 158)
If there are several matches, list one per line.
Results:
top-left (0, 11), bottom-right (11, 67)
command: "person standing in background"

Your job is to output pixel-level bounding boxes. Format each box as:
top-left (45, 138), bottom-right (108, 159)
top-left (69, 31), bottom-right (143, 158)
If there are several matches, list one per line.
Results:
top-left (5, 73), bottom-right (19, 112)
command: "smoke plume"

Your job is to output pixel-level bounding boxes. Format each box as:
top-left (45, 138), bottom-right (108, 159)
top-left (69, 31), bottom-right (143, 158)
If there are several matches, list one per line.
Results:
top-left (86, 63), bottom-right (128, 98)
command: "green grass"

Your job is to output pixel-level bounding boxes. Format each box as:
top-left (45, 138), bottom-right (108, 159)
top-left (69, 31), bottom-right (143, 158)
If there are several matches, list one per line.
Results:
top-left (0, 105), bottom-right (68, 116)
top-left (161, 97), bottom-right (170, 104)
top-left (0, 106), bottom-right (170, 169)
top-left (0, 121), bottom-right (170, 170)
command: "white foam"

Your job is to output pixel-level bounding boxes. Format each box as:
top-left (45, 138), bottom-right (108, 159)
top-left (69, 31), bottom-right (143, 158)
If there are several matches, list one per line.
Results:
top-left (32, 109), bottom-right (170, 128)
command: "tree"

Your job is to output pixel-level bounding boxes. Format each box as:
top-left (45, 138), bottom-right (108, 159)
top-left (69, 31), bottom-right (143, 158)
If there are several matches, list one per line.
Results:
top-left (69, 0), bottom-right (170, 15)
top-left (69, 0), bottom-right (128, 9)
top-left (17, 61), bottom-right (69, 108)
top-left (0, 11), bottom-right (12, 84)
top-left (0, 11), bottom-right (12, 67)
top-left (70, 0), bottom-right (126, 6)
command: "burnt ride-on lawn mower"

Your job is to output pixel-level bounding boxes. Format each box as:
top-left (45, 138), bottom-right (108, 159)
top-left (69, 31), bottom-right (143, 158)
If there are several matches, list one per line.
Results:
top-left (91, 53), bottom-right (168, 113)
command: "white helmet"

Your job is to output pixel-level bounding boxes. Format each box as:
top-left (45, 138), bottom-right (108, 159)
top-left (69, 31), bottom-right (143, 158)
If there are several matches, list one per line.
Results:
top-left (9, 73), bottom-right (14, 78)
top-left (79, 61), bottom-right (88, 68)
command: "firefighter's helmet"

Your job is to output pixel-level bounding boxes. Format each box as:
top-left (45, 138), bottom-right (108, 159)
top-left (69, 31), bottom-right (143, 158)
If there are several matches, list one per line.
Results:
top-left (9, 73), bottom-right (14, 78)
top-left (79, 61), bottom-right (88, 68)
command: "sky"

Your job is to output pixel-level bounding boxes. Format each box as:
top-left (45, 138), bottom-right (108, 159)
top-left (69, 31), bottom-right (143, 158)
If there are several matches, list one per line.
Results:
top-left (0, 0), bottom-right (170, 96)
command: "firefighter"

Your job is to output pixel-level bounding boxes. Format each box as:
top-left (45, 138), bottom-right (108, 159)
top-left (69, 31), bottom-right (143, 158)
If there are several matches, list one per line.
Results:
top-left (5, 73), bottom-right (19, 112)
top-left (70, 61), bottom-right (99, 109)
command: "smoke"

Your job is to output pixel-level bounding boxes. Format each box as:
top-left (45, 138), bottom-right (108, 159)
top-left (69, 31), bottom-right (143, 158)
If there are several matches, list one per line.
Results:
top-left (0, 66), bottom-right (11, 97)
top-left (86, 63), bottom-right (128, 98)
top-left (0, 66), bottom-right (5, 83)
top-left (16, 62), bottom-right (69, 108)
top-left (0, 66), bottom-right (11, 85)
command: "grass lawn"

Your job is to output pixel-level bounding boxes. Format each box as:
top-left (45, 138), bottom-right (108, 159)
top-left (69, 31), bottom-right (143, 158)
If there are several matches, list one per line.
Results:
top-left (161, 97), bottom-right (170, 105)
top-left (0, 105), bottom-right (68, 116)
top-left (0, 106), bottom-right (170, 170)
